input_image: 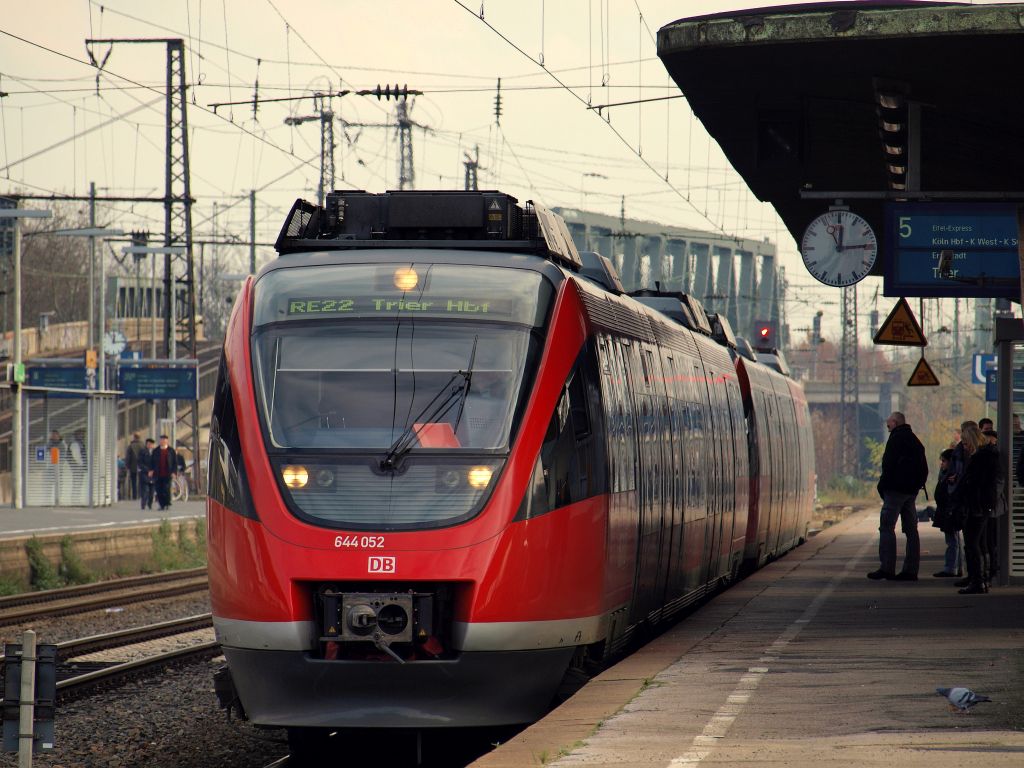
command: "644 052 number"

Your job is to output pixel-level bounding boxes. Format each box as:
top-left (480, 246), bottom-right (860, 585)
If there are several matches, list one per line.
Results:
top-left (334, 535), bottom-right (385, 549)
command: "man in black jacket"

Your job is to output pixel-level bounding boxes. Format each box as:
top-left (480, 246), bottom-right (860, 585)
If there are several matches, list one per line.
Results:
top-left (148, 434), bottom-right (179, 511)
top-left (869, 411), bottom-right (928, 581)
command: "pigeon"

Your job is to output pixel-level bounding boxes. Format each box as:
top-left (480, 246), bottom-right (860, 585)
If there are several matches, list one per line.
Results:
top-left (936, 687), bottom-right (991, 713)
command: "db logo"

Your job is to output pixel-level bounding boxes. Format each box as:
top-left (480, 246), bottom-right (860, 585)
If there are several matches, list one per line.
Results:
top-left (368, 556), bottom-right (396, 574)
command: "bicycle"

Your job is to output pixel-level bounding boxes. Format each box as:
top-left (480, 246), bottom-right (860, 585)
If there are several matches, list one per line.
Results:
top-left (172, 472), bottom-right (189, 503)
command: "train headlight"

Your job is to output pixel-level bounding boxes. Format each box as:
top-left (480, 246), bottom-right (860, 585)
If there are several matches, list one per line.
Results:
top-left (393, 267), bottom-right (419, 291)
top-left (467, 466), bottom-right (493, 489)
top-left (282, 465), bottom-right (309, 488)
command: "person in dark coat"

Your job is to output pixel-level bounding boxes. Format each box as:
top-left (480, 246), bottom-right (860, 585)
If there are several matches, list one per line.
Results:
top-left (931, 448), bottom-right (962, 578)
top-left (984, 429), bottom-right (1006, 583)
top-left (139, 438), bottom-right (155, 510)
top-left (868, 411), bottom-right (928, 581)
top-left (125, 432), bottom-right (143, 500)
top-left (148, 434), bottom-right (179, 511)
top-left (953, 423), bottom-right (1000, 594)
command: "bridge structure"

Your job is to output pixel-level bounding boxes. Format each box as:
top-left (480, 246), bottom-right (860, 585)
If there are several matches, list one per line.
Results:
top-left (552, 207), bottom-right (785, 345)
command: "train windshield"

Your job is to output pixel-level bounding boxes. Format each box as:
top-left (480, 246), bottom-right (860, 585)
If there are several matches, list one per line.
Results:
top-left (249, 262), bottom-right (553, 529)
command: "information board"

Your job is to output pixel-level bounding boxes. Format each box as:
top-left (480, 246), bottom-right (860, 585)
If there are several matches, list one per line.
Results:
top-left (884, 203), bottom-right (1021, 298)
top-left (118, 363), bottom-right (199, 400)
top-left (985, 368), bottom-right (1024, 403)
top-left (26, 366), bottom-right (88, 398)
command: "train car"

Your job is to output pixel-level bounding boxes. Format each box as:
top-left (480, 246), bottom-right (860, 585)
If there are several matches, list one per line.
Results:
top-left (733, 347), bottom-right (815, 571)
top-left (206, 191), bottom-right (813, 747)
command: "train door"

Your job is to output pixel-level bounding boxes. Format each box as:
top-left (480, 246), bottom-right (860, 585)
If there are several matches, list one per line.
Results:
top-left (701, 362), bottom-right (726, 585)
top-left (765, 391), bottom-right (783, 558)
top-left (662, 355), bottom-right (687, 606)
top-left (600, 335), bottom-right (639, 613)
top-left (647, 347), bottom-right (674, 618)
top-left (684, 361), bottom-right (711, 594)
top-left (628, 343), bottom-right (668, 624)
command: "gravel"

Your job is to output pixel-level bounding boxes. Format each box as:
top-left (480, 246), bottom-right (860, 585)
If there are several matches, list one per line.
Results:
top-left (1, 589), bottom-right (289, 768)
top-left (0, 659), bottom-right (288, 768)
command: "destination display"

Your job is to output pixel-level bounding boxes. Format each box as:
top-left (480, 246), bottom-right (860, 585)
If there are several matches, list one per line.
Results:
top-left (286, 295), bottom-right (508, 317)
top-left (118, 363), bottom-right (199, 400)
top-left (884, 203), bottom-right (1021, 298)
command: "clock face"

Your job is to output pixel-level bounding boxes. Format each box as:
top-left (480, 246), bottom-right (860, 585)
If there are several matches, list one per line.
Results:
top-left (103, 330), bottom-right (127, 356)
top-left (800, 210), bottom-right (878, 287)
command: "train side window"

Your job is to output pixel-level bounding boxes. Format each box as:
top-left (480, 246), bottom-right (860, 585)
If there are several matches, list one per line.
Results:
top-left (519, 344), bottom-right (606, 520)
top-left (567, 370), bottom-right (591, 440)
top-left (209, 355), bottom-right (253, 518)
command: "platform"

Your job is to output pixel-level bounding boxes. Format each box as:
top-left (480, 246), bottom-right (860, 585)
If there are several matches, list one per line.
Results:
top-left (474, 508), bottom-right (1024, 767)
top-left (0, 498), bottom-right (205, 540)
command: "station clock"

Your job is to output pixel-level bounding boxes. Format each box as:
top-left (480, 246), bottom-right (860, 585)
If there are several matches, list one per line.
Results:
top-left (800, 209), bottom-right (878, 287)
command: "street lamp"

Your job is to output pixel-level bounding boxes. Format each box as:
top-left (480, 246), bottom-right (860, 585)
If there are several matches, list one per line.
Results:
top-left (1, 206), bottom-right (52, 510)
top-left (52, 227), bottom-right (125, 389)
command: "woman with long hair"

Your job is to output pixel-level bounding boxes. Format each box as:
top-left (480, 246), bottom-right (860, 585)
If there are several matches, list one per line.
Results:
top-left (952, 423), bottom-right (1000, 594)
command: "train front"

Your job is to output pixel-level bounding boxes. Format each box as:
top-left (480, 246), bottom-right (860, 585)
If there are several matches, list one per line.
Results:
top-left (207, 200), bottom-right (596, 730)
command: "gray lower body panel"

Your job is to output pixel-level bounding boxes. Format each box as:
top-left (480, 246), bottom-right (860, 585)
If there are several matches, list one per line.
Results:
top-left (223, 646), bottom-right (576, 728)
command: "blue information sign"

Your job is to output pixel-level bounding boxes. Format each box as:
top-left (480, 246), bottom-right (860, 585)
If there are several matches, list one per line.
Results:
top-left (972, 353), bottom-right (996, 385)
top-left (885, 203), bottom-right (1021, 298)
top-left (118, 364), bottom-right (199, 400)
top-left (26, 366), bottom-right (88, 398)
top-left (985, 368), bottom-right (1024, 403)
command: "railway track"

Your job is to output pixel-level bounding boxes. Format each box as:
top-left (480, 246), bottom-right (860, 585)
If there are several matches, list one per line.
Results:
top-left (2, 614), bottom-right (219, 703)
top-left (0, 567), bottom-right (209, 626)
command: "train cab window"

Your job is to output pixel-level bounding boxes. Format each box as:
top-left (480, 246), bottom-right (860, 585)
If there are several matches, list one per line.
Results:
top-left (249, 263), bottom-right (556, 530)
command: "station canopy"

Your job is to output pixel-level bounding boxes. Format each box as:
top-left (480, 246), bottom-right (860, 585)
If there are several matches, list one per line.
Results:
top-left (657, 1), bottom-right (1024, 273)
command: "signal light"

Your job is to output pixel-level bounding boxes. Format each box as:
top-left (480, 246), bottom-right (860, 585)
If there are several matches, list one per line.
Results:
top-left (752, 320), bottom-right (776, 349)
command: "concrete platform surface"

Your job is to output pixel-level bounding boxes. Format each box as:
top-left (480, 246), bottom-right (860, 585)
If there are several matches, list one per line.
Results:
top-left (0, 498), bottom-right (205, 539)
top-left (473, 509), bottom-right (1024, 767)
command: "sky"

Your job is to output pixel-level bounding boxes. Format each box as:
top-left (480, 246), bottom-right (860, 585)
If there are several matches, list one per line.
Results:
top-left (0, 1), bottom-right (1013, 340)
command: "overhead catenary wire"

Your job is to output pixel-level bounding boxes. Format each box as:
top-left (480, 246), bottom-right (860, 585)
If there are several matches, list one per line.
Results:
top-left (450, 0), bottom-right (732, 237)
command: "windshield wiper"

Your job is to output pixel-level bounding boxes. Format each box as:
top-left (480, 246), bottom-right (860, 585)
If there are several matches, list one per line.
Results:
top-left (379, 337), bottom-right (478, 472)
top-left (452, 336), bottom-right (478, 435)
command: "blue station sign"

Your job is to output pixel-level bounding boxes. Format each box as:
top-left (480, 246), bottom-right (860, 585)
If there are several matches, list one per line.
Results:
top-left (985, 368), bottom-right (1024, 403)
top-left (884, 203), bottom-right (1021, 298)
top-left (118, 361), bottom-right (199, 400)
top-left (26, 366), bottom-right (88, 398)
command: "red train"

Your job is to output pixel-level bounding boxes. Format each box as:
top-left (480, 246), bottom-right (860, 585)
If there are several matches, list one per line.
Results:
top-left (207, 191), bottom-right (814, 746)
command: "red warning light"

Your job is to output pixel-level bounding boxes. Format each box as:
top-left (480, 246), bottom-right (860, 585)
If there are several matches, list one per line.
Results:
top-left (752, 319), bottom-right (775, 349)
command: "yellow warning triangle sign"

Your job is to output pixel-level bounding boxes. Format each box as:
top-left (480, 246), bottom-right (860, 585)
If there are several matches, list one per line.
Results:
top-left (873, 297), bottom-right (927, 347)
top-left (907, 356), bottom-right (940, 387)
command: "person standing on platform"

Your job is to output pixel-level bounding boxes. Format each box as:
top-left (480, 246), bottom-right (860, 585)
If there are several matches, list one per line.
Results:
top-left (953, 424), bottom-right (1000, 594)
top-left (868, 411), bottom-right (928, 581)
top-left (125, 432), bottom-right (143, 500)
top-left (139, 438), bottom-right (155, 510)
top-left (148, 435), bottom-right (178, 511)
top-left (68, 430), bottom-right (86, 505)
top-left (932, 448), bottom-right (962, 578)
top-left (982, 428), bottom-right (1005, 585)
